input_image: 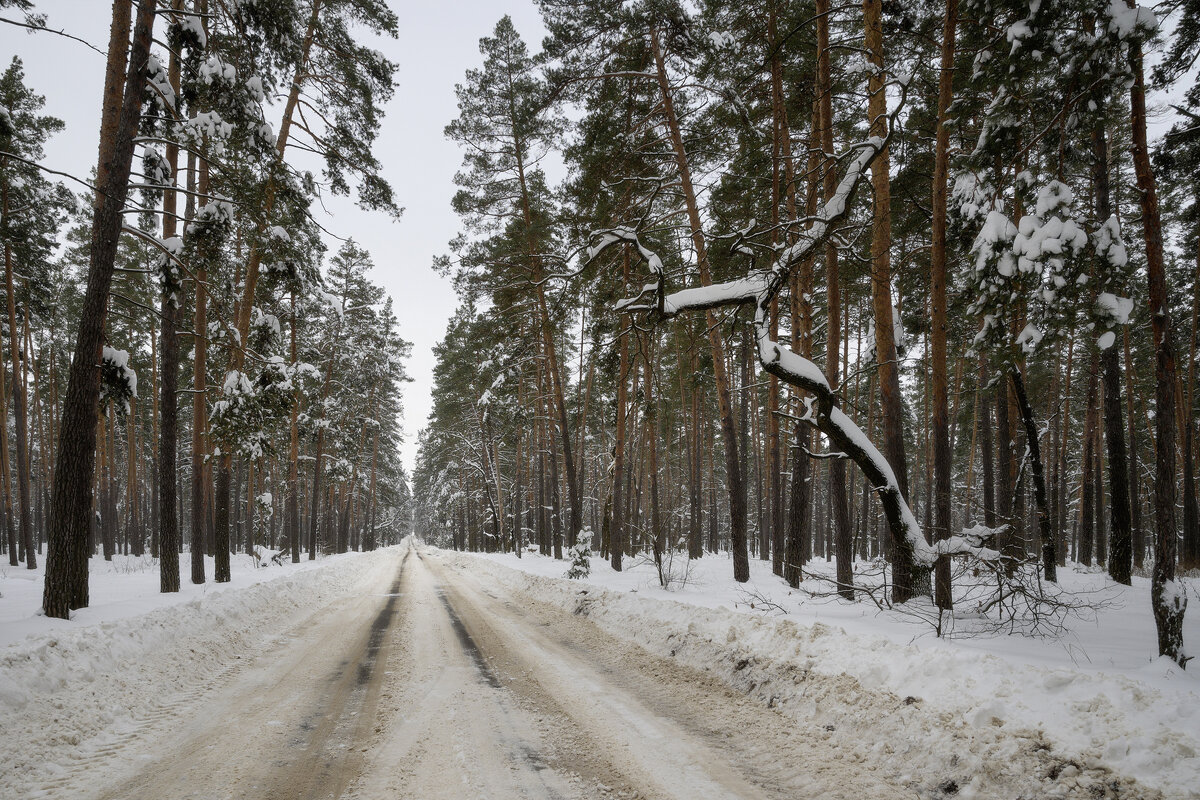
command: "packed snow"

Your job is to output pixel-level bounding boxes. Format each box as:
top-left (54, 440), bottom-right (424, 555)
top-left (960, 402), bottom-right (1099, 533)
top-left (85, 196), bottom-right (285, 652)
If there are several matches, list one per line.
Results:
top-left (0, 549), bottom-right (400, 799)
top-left (444, 546), bottom-right (1198, 799)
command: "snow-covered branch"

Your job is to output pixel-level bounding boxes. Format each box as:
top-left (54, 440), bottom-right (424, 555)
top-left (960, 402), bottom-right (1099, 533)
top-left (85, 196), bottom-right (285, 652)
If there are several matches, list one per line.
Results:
top-left (589, 80), bottom-right (993, 567)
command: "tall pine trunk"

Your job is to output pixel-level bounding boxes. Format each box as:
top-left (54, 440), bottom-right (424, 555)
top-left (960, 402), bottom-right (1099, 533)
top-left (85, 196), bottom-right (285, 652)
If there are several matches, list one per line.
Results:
top-left (287, 291), bottom-right (301, 562)
top-left (650, 26), bottom-right (749, 582)
top-left (43, 0), bottom-right (157, 617)
top-left (813, 0), bottom-right (853, 600)
top-left (190, 147), bottom-right (209, 584)
top-left (1091, 122), bottom-right (1132, 585)
top-left (930, 0), bottom-right (958, 610)
top-left (2, 188), bottom-right (32, 569)
top-left (1127, 14), bottom-right (1187, 666)
top-left (864, 0), bottom-right (914, 601)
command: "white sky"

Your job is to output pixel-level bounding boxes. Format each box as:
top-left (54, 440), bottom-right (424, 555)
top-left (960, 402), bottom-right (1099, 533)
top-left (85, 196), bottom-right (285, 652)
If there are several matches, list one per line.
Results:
top-left (0, 1), bottom-right (550, 473)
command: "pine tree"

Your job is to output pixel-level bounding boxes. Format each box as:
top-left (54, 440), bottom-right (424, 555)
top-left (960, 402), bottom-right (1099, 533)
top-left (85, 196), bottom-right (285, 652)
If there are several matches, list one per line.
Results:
top-left (0, 56), bottom-right (67, 571)
top-left (42, 0), bottom-right (157, 619)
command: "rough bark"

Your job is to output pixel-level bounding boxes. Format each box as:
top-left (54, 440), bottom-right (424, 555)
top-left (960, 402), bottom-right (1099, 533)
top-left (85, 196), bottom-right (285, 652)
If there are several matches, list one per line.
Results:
top-left (190, 152), bottom-right (208, 585)
top-left (650, 26), bottom-right (749, 582)
top-left (1124, 328), bottom-right (1142, 568)
top-left (3, 188), bottom-right (32, 569)
top-left (1180, 233), bottom-right (1200, 572)
top-left (610, 253), bottom-right (630, 572)
top-left (864, 0), bottom-right (914, 601)
top-left (930, 0), bottom-right (958, 610)
top-left (980, 363), bottom-right (996, 529)
top-left (43, 0), bottom-right (156, 617)
top-left (641, 333), bottom-right (663, 576)
top-left (1128, 19), bottom-right (1186, 666)
top-left (1091, 123), bottom-right (1132, 584)
top-left (813, 0), bottom-right (853, 600)
top-left (287, 291), bottom-right (300, 562)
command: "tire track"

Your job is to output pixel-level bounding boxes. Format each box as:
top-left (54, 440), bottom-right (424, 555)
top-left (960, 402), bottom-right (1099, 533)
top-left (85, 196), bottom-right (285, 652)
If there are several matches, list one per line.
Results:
top-left (70, 550), bottom-right (407, 800)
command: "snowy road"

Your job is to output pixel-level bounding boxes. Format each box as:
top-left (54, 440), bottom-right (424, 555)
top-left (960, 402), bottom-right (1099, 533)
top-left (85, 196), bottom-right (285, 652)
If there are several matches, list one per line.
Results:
top-left (62, 543), bottom-right (889, 800)
top-left (43, 542), bottom-right (1160, 800)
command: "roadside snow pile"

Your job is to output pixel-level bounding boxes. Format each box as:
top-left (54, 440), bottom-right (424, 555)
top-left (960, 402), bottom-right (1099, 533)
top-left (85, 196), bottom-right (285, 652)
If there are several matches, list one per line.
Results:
top-left (440, 548), bottom-right (1197, 800)
top-left (0, 548), bottom-right (400, 799)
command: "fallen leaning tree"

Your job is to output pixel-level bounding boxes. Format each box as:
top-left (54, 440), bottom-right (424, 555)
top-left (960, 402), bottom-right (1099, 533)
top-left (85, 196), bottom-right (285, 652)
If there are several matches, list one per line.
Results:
top-left (586, 81), bottom-right (998, 593)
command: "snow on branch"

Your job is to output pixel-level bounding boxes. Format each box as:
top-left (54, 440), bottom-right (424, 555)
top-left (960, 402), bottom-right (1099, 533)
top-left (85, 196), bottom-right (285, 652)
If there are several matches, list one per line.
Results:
top-left (588, 80), bottom-right (993, 567)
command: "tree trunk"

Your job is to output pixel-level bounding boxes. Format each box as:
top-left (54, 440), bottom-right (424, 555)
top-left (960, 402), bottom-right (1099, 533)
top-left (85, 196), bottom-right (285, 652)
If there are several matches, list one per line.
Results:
top-left (1124, 328), bottom-right (1143, 568)
top-left (365, 431), bottom-right (379, 551)
top-left (0, 289), bottom-right (15, 567)
top-left (1085, 121), bottom-right (1132, 583)
top-left (158, 250), bottom-right (180, 591)
top-left (150, 326), bottom-right (159, 559)
top-left (1010, 369), bottom-right (1055, 580)
top-left (2, 191), bottom-right (33, 569)
top-left (930, 0), bottom-right (958, 610)
top-left (43, 0), bottom-right (157, 617)
top-left (190, 152), bottom-right (209, 584)
top-left (610, 252), bottom-right (631, 571)
top-left (287, 291), bottom-right (301, 562)
top-left (1128, 16), bottom-right (1186, 666)
top-left (650, 26), bottom-right (749, 583)
top-left (864, 0), bottom-right (914, 601)
top-left (642, 332), bottom-right (663, 575)
top-left (813, 0), bottom-right (853, 600)
top-left (1180, 234), bottom-right (1200, 572)
top-left (127, 395), bottom-right (139, 556)
top-left (1054, 335), bottom-right (1076, 565)
top-left (549, 401), bottom-right (563, 560)
top-left (686, 335), bottom-right (703, 559)
top-left (980, 363), bottom-right (996, 529)
top-left (785, 92), bottom-right (822, 588)
top-left (1080, 360), bottom-right (1099, 566)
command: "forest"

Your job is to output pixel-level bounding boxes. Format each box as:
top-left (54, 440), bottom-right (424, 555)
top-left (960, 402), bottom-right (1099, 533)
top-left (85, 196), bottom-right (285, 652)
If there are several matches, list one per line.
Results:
top-left (1, 1), bottom-right (1198, 798)
top-left (0, 0), bottom-right (413, 615)
top-left (412, 0), bottom-right (1199, 669)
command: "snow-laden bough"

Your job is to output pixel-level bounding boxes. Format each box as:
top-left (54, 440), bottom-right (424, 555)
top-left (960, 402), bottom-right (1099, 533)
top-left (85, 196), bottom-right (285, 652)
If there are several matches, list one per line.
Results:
top-left (588, 82), bottom-right (997, 573)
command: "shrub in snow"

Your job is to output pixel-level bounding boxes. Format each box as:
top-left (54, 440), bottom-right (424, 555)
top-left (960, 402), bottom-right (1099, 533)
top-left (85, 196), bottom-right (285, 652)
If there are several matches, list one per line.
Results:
top-left (565, 538), bottom-right (591, 580)
top-left (251, 546), bottom-right (285, 568)
top-left (656, 539), bottom-right (696, 591)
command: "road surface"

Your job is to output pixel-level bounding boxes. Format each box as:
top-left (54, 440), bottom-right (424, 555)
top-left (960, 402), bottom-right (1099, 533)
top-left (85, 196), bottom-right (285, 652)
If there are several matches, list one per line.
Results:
top-left (42, 543), bottom-right (1138, 800)
top-left (48, 543), bottom-right (889, 800)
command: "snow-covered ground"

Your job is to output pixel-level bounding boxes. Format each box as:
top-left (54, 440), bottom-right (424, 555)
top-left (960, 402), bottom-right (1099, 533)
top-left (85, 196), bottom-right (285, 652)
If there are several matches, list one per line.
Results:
top-left (3, 545), bottom-right (1194, 798)
top-left (0, 548), bottom-right (402, 799)
top-left (0, 549), bottom-right (340, 647)
top-left (444, 546), bottom-right (1199, 799)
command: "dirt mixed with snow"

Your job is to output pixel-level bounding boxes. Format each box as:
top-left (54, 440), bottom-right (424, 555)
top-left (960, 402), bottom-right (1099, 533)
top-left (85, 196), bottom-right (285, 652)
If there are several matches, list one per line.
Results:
top-left (0, 548), bottom-right (401, 799)
top-left (439, 547), bottom-right (1197, 800)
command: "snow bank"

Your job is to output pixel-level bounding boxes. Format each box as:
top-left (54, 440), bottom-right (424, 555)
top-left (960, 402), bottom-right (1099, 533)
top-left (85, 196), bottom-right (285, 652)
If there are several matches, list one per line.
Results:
top-left (439, 548), bottom-right (1197, 799)
top-left (0, 548), bottom-right (400, 799)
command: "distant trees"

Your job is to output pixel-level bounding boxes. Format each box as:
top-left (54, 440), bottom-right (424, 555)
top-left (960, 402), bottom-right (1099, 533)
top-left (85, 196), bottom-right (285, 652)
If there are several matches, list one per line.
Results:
top-left (418, 0), bottom-right (1195, 667)
top-left (0, 56), bottom-right (66, 572)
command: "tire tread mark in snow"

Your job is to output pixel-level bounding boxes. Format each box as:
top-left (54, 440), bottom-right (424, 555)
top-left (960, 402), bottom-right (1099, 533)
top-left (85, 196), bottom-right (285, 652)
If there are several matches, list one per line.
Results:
top-left (434, 589), bottom-right (502, 688)
top-left (36, 628), bottom-right (262, 796)
top-left (81, 550), bottom-right (409, 800)
top-left (283, 548), bottom-right (410, 800)
top-left (417, 547), bottom-right (502, 689)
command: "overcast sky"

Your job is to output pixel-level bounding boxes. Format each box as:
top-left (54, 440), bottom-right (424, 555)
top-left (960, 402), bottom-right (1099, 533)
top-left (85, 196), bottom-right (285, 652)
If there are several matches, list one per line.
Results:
top-left (0, 1), bottom-right (550, 473)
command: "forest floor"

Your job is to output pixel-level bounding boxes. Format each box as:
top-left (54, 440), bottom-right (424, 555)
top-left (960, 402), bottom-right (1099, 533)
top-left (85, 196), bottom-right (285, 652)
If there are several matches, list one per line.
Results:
top-left (0, 541), bottom-right (1193, 799)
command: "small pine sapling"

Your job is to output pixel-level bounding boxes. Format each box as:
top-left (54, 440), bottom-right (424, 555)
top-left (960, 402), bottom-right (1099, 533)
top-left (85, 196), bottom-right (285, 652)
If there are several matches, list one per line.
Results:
top-left (565, 535), bottom-right (592, 580)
